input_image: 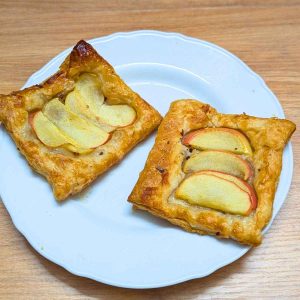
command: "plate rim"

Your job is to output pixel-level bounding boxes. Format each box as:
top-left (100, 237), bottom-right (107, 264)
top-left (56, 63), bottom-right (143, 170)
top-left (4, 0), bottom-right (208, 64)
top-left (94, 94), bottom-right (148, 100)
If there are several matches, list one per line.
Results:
top-left (0, 30), bottom-right (294, 289)
top-left (25, 30), bottom-right (286, 120)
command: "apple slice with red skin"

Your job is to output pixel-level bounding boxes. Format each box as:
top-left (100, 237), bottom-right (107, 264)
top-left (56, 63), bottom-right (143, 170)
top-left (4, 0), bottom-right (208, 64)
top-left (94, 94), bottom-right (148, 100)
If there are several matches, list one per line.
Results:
top-left (198, 170), bottom-right (257, 210)
top-left (182, 128), bottom-right (253, 155)
top-left (30, 111), bottom-right (93, 154)
top-left (183, 150), bottom-right (253, 180)
top-left (175, 171), bottom-right (257, 215)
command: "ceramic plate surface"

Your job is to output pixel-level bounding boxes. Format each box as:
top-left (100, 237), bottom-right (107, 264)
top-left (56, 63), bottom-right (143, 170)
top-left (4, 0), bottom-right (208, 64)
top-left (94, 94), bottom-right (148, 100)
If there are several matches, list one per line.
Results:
top-left (0, 30), bottom-right (293, 288)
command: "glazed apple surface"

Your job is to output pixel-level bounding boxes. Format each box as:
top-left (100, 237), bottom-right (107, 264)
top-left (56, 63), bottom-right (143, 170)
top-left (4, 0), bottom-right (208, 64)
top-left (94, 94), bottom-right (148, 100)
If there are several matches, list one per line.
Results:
top-left (31, 111), bottom-right (70, 148)
top-left (175, 171), bottom-right (256, 215)
top-left (31, 110), bottom-right (94, 154)
top-left (70, 73), bottom-right (136, 128)
top-left (182, 128), bottom-right (252, 155)
top-left (43, 99), bottom-right (110, 149)
top-left (30, 73), bottom-right (137, 153)
top-left (183, 150), bottom-right (253, 180)
top-left (65, 91), bottom-right (116, 133)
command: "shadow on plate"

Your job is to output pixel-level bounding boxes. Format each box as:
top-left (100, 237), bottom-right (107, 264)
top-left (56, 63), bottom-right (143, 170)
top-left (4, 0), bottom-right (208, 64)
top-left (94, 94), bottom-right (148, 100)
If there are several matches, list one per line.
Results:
top-left (128, 206), bottom-right (174, 229)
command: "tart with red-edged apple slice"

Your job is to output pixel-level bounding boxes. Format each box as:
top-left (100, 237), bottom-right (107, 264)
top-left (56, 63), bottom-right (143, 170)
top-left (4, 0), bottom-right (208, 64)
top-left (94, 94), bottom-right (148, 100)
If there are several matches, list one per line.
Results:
top-left (0, 40), bottom-right (162, 201)
top-left (128, 100), bottom-right (295, 246)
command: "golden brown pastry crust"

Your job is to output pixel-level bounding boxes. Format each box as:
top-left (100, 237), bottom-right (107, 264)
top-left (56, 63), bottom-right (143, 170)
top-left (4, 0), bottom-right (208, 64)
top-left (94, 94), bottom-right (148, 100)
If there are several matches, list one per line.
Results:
top-left (128, 100), bottom-right (295, 246)
top-left (0, 40), bottom-right (162, 201)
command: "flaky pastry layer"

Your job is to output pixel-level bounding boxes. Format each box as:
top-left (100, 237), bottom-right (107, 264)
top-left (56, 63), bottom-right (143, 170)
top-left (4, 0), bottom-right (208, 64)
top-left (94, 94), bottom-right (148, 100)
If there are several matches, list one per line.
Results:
top-left (128, 100), bottom-right (295, 246)
top-left (0, 40), bottom-right (162, 200)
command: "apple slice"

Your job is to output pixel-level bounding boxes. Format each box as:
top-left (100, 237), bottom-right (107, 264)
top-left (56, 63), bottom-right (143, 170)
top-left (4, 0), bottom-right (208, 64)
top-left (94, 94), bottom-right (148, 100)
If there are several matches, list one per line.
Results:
top-left (30, 111), bottom-right (69, 147)
top-left (75, 73), bottom-right (104, 107)
top-left (43, 98), bottom-right (110, 149)
top-left (175, 171), bottom-right (254, 216)
top-left (30, 111), bottom-right (94, 154)
top-left (63, 144), bottom-right (93, 154)
top-left (198, 170), bottom-right (257, 209)
top-left (183, 150), bottom-right (253, 180)
top-left (65, 91), bottom-right (115, 133)
top-left (182, 128), bottom-right (252, 155)
top-left (96, 104), bottom-right (136, 127)
top-left (74, 73), bottom-right (136, 128)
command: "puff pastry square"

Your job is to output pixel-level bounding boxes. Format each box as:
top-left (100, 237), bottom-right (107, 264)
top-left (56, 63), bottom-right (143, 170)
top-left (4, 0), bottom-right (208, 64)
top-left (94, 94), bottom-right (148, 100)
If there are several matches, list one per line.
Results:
top-left (0, 40), bottom-right (162, 201)
top-left (128, 100), bottom-right (295, 246)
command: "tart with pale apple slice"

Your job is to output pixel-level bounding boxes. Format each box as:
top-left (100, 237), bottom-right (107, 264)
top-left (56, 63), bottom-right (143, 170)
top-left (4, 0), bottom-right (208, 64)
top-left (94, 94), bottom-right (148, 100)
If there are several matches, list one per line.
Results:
top-left (0, 40), bottom-right (162, 201)
top-left (128, 100), bottom-right (295, 246)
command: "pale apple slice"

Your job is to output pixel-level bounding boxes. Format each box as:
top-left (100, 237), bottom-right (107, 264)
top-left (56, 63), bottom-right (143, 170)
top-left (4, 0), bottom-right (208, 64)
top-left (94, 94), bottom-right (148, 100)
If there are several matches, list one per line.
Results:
top-left (175, 172), bottom-right (253, 216)
top-left (183, 150), bottom-right (253, 180)
top-left (182, 128), bottom-right (252, 155)
top-left (63, 144), bottom-right (93, 154)
top-left (43, 98), bottom-right (110, 149)
top-left (74, 73), bottom-right (136, 128)
top-left (30, 111), bottom-right (92, 154)
top-left (65, 91), bottom-right (115, 133)
top-left (30, 111), bottom-right (69, 147)
top-left (75, 73), bottom-right (104, 107)
top-left (97, 104), bottom-right (136, 127)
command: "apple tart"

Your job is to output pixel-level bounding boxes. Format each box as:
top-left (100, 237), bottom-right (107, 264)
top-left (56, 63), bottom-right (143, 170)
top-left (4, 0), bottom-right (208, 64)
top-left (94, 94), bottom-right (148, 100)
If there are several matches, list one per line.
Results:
top-left (0, 40), bottom-right (162, 201)
top-left (128, 100), bottom-right (295, 245)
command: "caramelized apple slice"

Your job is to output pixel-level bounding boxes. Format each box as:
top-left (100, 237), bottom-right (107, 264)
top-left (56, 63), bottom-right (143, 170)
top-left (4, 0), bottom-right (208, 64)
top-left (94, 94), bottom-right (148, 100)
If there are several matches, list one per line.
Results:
top-left (183, 150), bottom-right (253, 180)
top-left (175, 171), bottom-right (254, 215)
top-left (31, 111), bottom-right (69, 147)
top-left (182, 128), bottom-right (252, 155)
top-left (43, 99), bottom-right (110, 149)
top-left (65, 91), bottom-right (115, 133)
top-left (97, 104), bottom-right (136, 127)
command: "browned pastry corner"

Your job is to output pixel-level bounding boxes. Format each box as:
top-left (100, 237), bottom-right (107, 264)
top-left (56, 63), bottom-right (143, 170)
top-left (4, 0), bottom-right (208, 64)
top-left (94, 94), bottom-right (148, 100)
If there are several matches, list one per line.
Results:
top-left (128, 100), bottom-right (295, 246)
top-left (0, 40), bottom-right (162, 201)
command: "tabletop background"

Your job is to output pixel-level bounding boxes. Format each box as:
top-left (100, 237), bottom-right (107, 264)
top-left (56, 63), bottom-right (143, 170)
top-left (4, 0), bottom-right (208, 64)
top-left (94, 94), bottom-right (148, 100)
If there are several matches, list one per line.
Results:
top-left (0, 0), bottom-right (299, 299)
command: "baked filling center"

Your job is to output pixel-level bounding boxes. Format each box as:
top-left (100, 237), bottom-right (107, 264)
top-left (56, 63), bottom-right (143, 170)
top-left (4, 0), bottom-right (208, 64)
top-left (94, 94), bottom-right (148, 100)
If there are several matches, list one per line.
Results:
top-left (30, 73), bottom-right (136, 154)
top-left (176, 128), bottom-right (257, 216)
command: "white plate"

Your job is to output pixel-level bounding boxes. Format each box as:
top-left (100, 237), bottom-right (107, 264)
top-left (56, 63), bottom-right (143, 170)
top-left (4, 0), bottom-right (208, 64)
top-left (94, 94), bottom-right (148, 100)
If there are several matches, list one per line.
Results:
top-left (0, 30), bottom-right (293, 289)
